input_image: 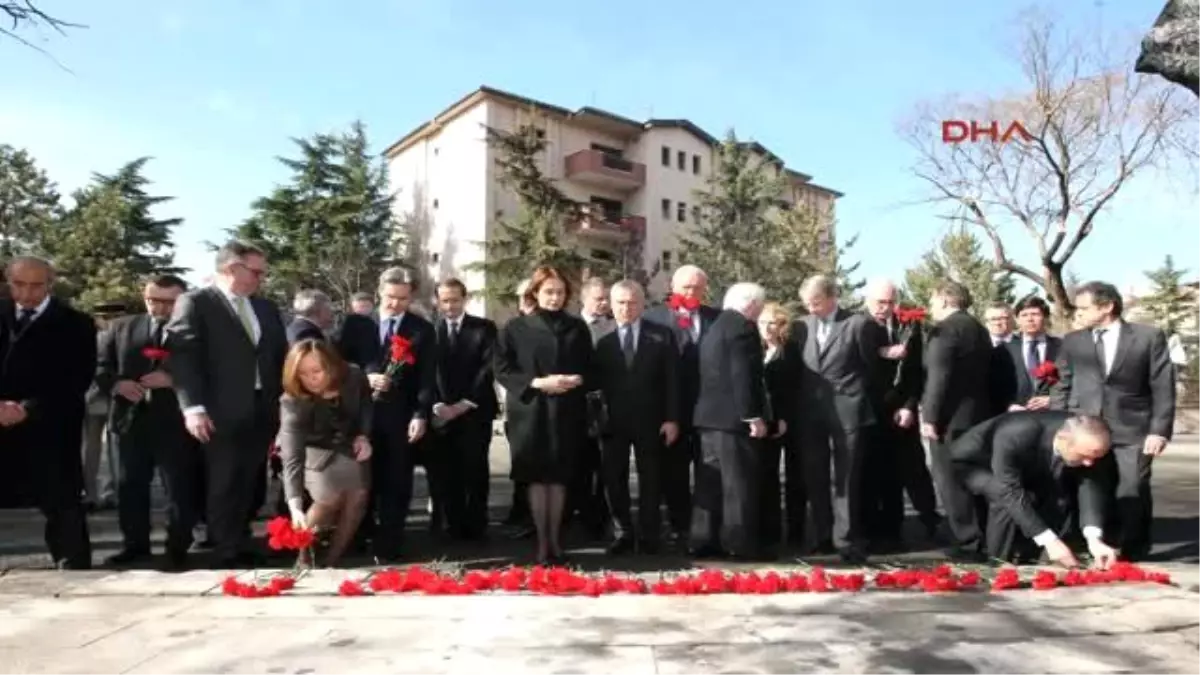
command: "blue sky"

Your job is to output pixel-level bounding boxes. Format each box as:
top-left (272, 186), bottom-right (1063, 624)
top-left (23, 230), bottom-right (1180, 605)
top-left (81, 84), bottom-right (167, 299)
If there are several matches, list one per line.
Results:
top-left (3, 0), bottom-right (1196, 296)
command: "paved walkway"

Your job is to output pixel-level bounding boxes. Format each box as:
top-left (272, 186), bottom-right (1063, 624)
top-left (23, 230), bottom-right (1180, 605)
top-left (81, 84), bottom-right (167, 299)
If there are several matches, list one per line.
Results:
top-left (0, 434), bottom-right (1196, 673)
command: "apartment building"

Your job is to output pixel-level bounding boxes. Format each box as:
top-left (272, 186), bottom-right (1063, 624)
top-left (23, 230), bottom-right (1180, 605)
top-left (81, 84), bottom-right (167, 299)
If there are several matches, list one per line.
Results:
top-left (383, 85), bottom-right (843, 320)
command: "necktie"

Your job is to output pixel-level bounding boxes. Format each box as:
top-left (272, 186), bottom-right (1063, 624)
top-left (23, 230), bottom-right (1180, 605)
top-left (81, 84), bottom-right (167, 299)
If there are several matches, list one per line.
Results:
top-left (1094, 328), bottom-right (1108, 376)
top-left (152, 320), bottom-right (165, 347)
top-left (14, 308), bottom-right (34, 333)
top-left (383, 317), bottom-right (396, 346)
top-left (621, 325), bottom-right (635, 367)
top-left (1026, 339), bottom-right (1041, 377)
top-left (234, 296), bottom-right (255, 341)
top-left (448, 320), bottom-right (459, 346)
top-left (817, 319), bottom-right (831, 347)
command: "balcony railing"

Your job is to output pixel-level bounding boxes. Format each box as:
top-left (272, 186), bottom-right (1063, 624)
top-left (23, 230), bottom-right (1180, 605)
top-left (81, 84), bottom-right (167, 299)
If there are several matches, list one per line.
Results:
top-left (570, 205), bottom-right (644, 243)
top-left (564, 149), bottom-right (646, 190)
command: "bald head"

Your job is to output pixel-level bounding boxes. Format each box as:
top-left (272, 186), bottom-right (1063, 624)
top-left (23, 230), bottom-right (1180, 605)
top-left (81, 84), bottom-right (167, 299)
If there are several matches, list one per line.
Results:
top-left (864, 278), bottom-right (898, 322)
top-left (671, 265), bottom-right (707, 302)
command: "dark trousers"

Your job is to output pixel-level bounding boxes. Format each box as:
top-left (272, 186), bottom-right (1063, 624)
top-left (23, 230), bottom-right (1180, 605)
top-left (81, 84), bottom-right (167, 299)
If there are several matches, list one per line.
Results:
top-left (929, 428), bottom-right (989, 549)
top-left (868, 420), bottom-right (940, 539)
top-left (41, 445), bottom-right (93, 569)
top-left (601, 430), bottom-right (663, 544)
top-left (1110, 442), bottom-right (1154, 558)
top-left (567, 435), bottom-right (608, 535)
top-left (985, 475), bottom-right (1068, 562)
top-left (801, 419), bottom-right (871, 550)
top-left (431, 416), bottom-right (492, 538)
top-left (662, 427), bottom-right (698, 535)
top-left (371, 420), bottom-right (418, 558)
top-left (690, 429), bottom-right (759, 555)
top-left (113, 415), bottom-right (199, 554)
top-left (205, 397), bottom-right (276, 561)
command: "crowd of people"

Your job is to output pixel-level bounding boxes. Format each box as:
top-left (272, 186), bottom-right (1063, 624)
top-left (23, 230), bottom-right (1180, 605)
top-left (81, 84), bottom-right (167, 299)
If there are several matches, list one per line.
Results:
top-left (0, 239), bottom-right (1177, 571)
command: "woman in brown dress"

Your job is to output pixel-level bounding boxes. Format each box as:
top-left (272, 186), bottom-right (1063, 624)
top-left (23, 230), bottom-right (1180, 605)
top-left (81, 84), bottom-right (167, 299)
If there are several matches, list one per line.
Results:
top-left (278, 339), bottom-right (373, 565)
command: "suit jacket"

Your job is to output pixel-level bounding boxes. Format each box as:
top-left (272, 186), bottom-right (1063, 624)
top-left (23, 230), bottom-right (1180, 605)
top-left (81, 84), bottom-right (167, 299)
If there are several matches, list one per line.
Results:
top-left (0, 297), bottom-right (96, 507)
top-left (795, 308), bottom-right (884, 430)
top-left (921, 310), bottom-right (995, 434)
top-left (277, 365), bottom-right (373, 503)
top-left (764, 338), bottom-right (803, 433)
top-left (951, 410), bottom-right (1113, 539)
top-left (336, 311), bottom-right (436, 424)
top-left (580, 313), bottom-right (616, 347)
top-left (993, 334), bottom-right (1063, 408)
top-left (166, 286), bottom-right (288, 427)
top-left (644, 302), bottom-right (721, 429)
top-left (693, 309), bottom-right (766, 432)
top-left (95, 313), bottom-right (185, 434)
top-left (286, 317), bottom-right (326, 344)
top-left (593, 319), bottom-right (680, 438)
top-left (1050, 322), bottom-right (1175, 446)
top-left (434, 313), bottom-right (498, 420)
top-left (875, 316), bottom-right (923, 415)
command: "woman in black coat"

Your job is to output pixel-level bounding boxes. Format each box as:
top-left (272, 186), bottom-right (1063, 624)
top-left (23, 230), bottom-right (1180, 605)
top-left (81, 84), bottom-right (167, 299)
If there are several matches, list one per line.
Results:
top-left (495, 266), bottom-right (594, 564)
top-left (757, 302), bottom-right (805, 555)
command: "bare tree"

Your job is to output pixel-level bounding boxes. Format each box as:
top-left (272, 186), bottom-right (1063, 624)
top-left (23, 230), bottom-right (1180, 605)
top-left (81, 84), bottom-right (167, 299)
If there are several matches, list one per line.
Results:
top-left (901, 11), bottom-right (1198, 320)
top-left (1, 2), bottom-right (81, 53)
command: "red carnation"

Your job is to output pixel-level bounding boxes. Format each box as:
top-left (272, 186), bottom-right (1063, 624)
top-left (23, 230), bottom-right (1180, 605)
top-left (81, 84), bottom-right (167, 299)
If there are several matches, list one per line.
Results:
top-left (1032, 360), bottom-right (1059, 385)
top-left (389, 335), bottom-right (415, 365)
top-left (667, 293), bottom-right (700, 312)
top-left (1031, 570), bottom-right (1058, 590)
top-left (895, 307), bottom-right (928, 325)
top-left (141, 346), bottom-right (170, 362)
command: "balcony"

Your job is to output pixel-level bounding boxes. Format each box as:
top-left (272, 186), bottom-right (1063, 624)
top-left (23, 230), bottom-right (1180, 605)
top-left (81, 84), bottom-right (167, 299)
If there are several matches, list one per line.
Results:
top-left (564, 149), bottom-right (646, 191)
top-left (569, 205), bottom-right (644, 244)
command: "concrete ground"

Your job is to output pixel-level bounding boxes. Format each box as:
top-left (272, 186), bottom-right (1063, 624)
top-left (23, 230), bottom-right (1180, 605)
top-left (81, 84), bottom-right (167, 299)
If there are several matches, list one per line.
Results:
top-left (1, 433), bottom-right (1197, 673)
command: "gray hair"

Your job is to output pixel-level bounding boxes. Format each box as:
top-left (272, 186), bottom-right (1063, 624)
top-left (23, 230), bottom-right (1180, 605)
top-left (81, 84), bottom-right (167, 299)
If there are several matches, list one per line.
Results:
top-left (863, 277), bottom-right (897, 300)
top-left (800, 274), bottom-right (839, 300)
top-left (1062, 414), bottom-right (1112, 444)
top-left (581, 276), bottom-right (608, 294)
top-left (350, 291), bottom-right (374, 304)
top-left (292, 289), bottom-right (331, 318)
top-left (672, 264), bottom-right (707, 287)
top-left (609, 279), bottom-right (645, 301)
top-left (5, 255), bottom-right (56, 281)
top-left (215, 240), bottom-right (265, 270)
top-left (723, 282), bottom-right (766, 311)
top-left (377, 266), bottom-right (416, 290)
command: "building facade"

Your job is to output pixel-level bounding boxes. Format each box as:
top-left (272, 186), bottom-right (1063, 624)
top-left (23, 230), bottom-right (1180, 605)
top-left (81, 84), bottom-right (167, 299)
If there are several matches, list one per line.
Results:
top-left (384, 86), bottom-right (843, 321)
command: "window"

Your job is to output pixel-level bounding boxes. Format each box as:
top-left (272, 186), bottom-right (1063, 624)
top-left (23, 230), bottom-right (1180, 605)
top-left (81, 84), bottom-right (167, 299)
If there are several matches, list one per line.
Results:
top-left (661, 198), bottom-right (671, 218)
top-left (677, 150), bottom-right (686, 170)
top-left (535, 129), bottom-right (546, 139)
top-left (433, 198), bottom-right (439, 209)
top-left (691, 205), bottom-right (701, 223)
top-left (495, 209), bottom-right (505, 219)
top-left (661, 146), bottom-right (671, 166)
top-left (661, 250), bottom-right (673, 271)
top-left (433, 147), bottom-right (439, 156)
top-left (589, 196), bottom-right (623, 223)
top-left (430, 252), bottom-right (440, 263)
top-left (692, 155), bottom-right (701, 174)
top-left (677, 202), bottom-right (687, 223)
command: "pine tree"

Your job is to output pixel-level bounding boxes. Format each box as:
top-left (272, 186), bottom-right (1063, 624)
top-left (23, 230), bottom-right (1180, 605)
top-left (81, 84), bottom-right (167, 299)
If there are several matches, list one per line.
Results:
top-left (90, 158), bottom-right (186, 278)
top-left (903, 227), bottom-right (1016, 316)
top-left (0, 145), bottom-right (61, 259)
top-left (1139, 255), bottom-right (1194, 334)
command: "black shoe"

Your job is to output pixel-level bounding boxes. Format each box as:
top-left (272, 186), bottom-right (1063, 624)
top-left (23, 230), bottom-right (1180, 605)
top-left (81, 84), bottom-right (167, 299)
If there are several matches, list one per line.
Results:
top-left (809, 540), bottom-right (837, 555)
top-left (547, 552), bottom-right (570, 567)
top-left (638, 540), bottom-right (661, 555)
top-left (56, 558), bottom-right (92, 571)
top-left (106, 549), bottom-right (152, 567)
top-left (607, 537), bottom-right (635, 555)
top-left (838, 547), bottom-right (868, 565)
top-left (921, 515), bottom-right (944, 541)
top-left (162, 550), bottom-right (190, 572)
top-left (688, 545), bottom-right (724, 559)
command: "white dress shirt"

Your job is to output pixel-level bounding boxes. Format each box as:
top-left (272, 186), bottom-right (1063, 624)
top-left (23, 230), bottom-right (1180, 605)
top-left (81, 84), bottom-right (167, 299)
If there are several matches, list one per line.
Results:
top-left (13, 295), bottom-right (51, 325)
top-left (1095, 321), bottom-right (1121, 377)
top-left (617, 319), bottom-right (641, 351)
top-left (1021, 334), bottom-right (1048, 371)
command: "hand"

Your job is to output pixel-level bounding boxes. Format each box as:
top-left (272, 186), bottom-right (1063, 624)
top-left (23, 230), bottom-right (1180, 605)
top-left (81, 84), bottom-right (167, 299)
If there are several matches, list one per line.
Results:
top-left (879, 344), bottom-right (907, 360)
top-left (1026, 396), bottom-right (1050, 411)
top-left (1086, 538), bottom-right (1118, 570)
top-left (660, 421), bottom-right (679, 446)
top-left (288, 505), bottom-right (308, 530)
top-left (139, 371), bottom-right (173, 389)
top-left (367, 373), bottom-right (392, 393)
top-left (185, 411), bottom-right (215, 443)
top-left (115, 380), bottom-right (146, 403)
top-left (0, 401), bottom-right (26, 427)
top-left (1045, 538), bottom-right (1080, 568)
top-left (772, 419), bottom-right (788, 438)
top-left (562, 374), bottom-right (583, 389)
top-left (353, 435), bottom-right (372, 462)
top-left (408, 417), bottom-right (427, 443)
top-left (432, 403), bottom-right (459, 421)
top-left (534, 375), bottom-right (574, 395)
top-left (1143, 434), bottom-right (1169, 457)
top-left (1007, 404), bottom-right (1027, 412)
top-left (747, 418), bottom-right (767, 439)
top-left (920, 422), bottom-right (940, 442)
top-left (893, 408), bottom-right (914, 429)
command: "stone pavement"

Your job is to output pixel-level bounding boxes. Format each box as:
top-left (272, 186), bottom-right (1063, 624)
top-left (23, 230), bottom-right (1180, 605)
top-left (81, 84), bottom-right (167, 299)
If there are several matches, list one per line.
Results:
top-left (0, 434), bottom-right (1196, 673)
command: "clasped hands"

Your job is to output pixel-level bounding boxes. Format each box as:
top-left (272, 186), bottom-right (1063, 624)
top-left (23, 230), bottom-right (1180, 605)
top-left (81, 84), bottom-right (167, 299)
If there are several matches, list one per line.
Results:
top-left (0, 400), bottom-right (26, 427)
top-left (114, 371), bottom-right (173, 403)
top-left (533, 374), bottom-right (583, 395)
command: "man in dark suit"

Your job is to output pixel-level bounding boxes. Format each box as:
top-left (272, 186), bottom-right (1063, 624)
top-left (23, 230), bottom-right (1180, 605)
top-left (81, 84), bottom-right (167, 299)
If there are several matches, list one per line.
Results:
top-left (794, 275), bottom-right (883, 562)
top-left (643, 264), bottom-right (721, 545)
top-left (951, 410), bottom-right (1119, 568)
top-left (921, 280), bottom-right (996, 560)
top-left (1051, 281), bottom-right (1175, 560)
top-left (286, 289), bottom-right (333, 343)
top-left (570, 276), bottom-right (614, 537)
top-left (994, 296), bottom-right (1063, 411)
top-left (863, 278), bottom-right (940, 547)
top-left (167, 241), bottom-right (289, 568)
top-left (690, 282), bottom-right (768, 558)
top-left (337, 266), bottom-right (435, 560)
top-left (97, 275), bottom-right (200, 569)
top-left (0, 256), bottom-right (96, 568)
top-left (429, 278), bottom-right (497, 540)
top-left (984, 302), bottom-right (1015, 347)
top-left (594, 280), bottom-right (680, 554)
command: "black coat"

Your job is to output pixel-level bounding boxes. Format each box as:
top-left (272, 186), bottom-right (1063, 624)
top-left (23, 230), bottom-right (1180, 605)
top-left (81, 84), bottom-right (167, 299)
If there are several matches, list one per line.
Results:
top-left (593, 319), bottom-right (680, 439)
top-left (795, 308), bottom-right (884, 430)
top-left (763, 338), bottom-right (803, 434)
top-left (876, 317), bottom-right (924, 415)
top-left (921, 310), bottom-right (995, 434)
top-left (286, 317), bottom-right (326, 344)
top-left (693, 309), bottom-right (766, 432)
top-left (95, 313), bottom-right (185, 436)
top-left (992, 335), bottom-right (1063, 408)
top-left (434, 313), bottom-right (498, 420)
top-left (643, 302), bottom-right (721, 429)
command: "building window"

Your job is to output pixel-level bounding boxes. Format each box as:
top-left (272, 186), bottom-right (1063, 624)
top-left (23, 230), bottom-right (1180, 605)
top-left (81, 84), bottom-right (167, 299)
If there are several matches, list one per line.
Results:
top-left (661, 146), bottom-right (670, 166)
top-left (677, 202), bottom-right (687, 223)
top-left (661, 198), bottom-right (671, 219)
top-left (433, 199), bottom-right (439, 209)
top-left (677, 150), bottom-right (686, 170)
top-left (495, 209), bottom-right (505, 219)
top-left (433, 147), bottom-right (439, 156)
top-left (691, 205), bottom-right (701, 223)
top-left (430, 252), bottom-right (440, 263)
top-left (535, 129), bottom-right (546, 140)
top-left (661, 250), bottom-right (673, 271)
top-left (692, 155), bottom-right (701, 174)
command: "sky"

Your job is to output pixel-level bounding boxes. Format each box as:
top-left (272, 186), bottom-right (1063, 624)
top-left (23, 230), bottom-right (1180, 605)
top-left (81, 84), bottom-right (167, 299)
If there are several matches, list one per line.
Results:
top-left (3, 0), bottom-right (1196, 297)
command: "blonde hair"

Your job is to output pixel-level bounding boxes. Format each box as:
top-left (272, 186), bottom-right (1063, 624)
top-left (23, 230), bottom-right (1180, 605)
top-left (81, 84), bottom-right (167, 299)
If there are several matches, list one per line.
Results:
top-left (760, 302), bottom-right (792, 341)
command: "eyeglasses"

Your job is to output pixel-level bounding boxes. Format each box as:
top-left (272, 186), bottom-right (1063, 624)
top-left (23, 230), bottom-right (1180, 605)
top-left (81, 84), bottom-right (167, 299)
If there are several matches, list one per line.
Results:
top-left (144, 297), bottom-right (176, 305)
top-left (236, 263), bottom-right (267, 279)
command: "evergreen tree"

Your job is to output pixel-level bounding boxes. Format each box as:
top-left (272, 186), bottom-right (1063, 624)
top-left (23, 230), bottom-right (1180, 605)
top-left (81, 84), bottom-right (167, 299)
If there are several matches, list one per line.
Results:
top-left (90, 158), bottom-right (185, 278)
top-left (0, 144), bottom-right (61, 259)
top-left (903, 227), bottom-right (1016, 317)
top-left (1139, 255), bottom-right (1194, 334)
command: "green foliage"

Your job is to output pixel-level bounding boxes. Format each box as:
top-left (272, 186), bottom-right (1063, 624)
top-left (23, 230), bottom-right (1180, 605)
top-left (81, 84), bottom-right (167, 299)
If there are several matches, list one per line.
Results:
top-left (903, 226), bottom-right (1016, 317)
top-left (1139, 255), bottom-right (1194, 334)
top-left (677, 130), bottom-right (857, 311)
top-left (226, 120), bottom-right (400, 307)
top-left (0, 144), bottom-right (61, 259)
